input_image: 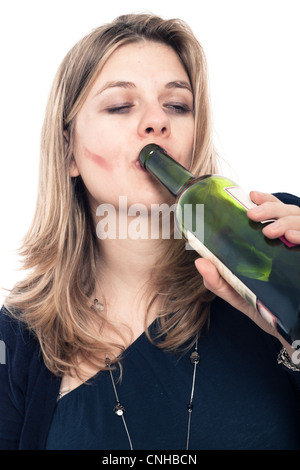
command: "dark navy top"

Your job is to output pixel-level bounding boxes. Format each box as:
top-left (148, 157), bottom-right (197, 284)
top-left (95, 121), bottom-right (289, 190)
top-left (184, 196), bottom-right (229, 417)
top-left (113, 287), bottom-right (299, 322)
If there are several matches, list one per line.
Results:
top-left (45, 297), bottom-right (300, 450)
top-left (1, 297), bottom-right (300, 450)
top-left (0, 192), bottom-right (300, 450)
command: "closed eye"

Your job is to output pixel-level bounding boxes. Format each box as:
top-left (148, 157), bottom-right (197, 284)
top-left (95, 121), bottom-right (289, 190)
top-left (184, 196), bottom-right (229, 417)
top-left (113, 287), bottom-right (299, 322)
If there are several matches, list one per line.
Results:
top-left (106, 103), bottom-right (135, 114)
top-left (164, 102), bottom-right (192, 114)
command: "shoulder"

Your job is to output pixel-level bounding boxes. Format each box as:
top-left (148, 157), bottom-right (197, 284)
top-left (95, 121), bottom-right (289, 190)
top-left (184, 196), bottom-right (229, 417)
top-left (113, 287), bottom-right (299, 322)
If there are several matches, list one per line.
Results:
top-left (0, 305), bottom-right (38, 356)
top-left (0, 305), bottom-right (60, 449)
top-left (0, 305), bottom-right (42, 385)
top-left (0, 303), bottom-right (58, 399)
top-left (274, 192), bottom-right (300, 207)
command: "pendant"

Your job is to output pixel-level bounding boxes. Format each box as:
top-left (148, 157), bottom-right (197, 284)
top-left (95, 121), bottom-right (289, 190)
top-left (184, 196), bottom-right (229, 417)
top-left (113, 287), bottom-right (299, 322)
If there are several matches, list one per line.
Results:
top-left (113, 402), bottom-right (126, 416)
top-left (190, 350), bottom-right (200, 364)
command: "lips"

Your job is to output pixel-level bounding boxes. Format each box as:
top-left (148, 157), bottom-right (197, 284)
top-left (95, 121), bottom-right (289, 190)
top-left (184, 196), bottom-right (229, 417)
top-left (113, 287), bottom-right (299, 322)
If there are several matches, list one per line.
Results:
top-left (135, 160), bottom-right (144, 170)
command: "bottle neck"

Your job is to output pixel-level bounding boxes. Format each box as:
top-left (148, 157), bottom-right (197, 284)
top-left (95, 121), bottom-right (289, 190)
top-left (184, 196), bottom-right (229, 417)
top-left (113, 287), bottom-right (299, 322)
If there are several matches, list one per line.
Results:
top-left (138, 144), bottom-right (195, 197)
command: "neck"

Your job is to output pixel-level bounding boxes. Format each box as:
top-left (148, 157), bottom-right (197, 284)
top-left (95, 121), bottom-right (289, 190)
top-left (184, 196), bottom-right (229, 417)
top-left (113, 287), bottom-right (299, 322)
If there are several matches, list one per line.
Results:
top-left (89, 193), bottom-right (177, 334)
top-left (97, 236), bottom-right (163, 293)
top-left (94, 204), bottom-right (174, 292)
top-left (94, 210), bottom-right (170, 330)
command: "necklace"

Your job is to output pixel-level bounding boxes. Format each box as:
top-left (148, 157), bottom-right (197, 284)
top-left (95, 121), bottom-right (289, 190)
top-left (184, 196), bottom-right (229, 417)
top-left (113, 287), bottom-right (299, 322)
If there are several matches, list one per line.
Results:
top-left (105, 337), bottom-right (200, 451)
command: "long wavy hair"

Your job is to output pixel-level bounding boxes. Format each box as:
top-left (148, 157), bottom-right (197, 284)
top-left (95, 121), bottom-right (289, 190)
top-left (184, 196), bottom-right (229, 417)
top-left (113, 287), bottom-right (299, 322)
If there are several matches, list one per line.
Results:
top-left (5, 13), bottom-right (217, 377)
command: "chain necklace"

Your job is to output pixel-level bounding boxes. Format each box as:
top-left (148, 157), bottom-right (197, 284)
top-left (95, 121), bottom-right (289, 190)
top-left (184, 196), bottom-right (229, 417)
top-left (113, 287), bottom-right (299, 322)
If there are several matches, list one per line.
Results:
top-left (105, 337), bottom-right (200, 451)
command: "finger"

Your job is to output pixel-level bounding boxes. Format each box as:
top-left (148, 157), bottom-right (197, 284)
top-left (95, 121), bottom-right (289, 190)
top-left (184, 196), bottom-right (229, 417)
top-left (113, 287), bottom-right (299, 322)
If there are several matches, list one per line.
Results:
top-left (249, 191), bottom-right (280, 205)
top-left (247, 201), bottom-right (300, 223)
top-left (195, 258), bottom-right (224, 293)
top-left (262, 217), bottom-right (300, 242)
top-left (247, 191), bottom-right (281, 222)
top-left (195, 258), bottom-right (249, 310)
top-left (284, 229), bottom-right (300, 244)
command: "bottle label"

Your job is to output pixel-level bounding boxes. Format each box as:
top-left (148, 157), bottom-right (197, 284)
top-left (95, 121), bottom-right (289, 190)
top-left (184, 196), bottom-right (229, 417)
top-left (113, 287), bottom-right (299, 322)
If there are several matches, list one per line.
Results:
top-left (224, 186), bottom-right (257, 212)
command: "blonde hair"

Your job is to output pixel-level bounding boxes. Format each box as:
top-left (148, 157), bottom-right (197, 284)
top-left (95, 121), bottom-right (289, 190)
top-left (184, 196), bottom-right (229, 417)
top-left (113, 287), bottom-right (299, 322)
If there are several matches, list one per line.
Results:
top-left (5, 13), bottom-right (217, 377)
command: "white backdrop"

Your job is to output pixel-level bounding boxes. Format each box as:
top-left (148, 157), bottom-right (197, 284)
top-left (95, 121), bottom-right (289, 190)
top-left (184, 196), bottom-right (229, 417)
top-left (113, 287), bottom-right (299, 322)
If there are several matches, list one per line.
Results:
top-left (0, 0), bottom-right (299, 304)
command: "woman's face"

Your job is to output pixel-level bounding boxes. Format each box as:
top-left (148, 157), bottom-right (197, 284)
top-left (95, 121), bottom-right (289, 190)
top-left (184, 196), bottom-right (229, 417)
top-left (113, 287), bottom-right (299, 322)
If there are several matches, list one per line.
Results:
top-left (72, 41), bottom-right (195, 212)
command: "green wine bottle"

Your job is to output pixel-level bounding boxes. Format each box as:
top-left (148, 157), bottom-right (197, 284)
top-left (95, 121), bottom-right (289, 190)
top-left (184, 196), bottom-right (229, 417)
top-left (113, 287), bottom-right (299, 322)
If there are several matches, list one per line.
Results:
top-left (138, 143), bottom-right (300, 343)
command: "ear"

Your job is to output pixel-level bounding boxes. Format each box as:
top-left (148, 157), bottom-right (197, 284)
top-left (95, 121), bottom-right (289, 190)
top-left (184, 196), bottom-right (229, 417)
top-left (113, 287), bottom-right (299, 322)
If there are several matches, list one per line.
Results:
top-left (70, 158), bottom-right (80, 177)
top-left (64, 130), bottom-right (80, 177)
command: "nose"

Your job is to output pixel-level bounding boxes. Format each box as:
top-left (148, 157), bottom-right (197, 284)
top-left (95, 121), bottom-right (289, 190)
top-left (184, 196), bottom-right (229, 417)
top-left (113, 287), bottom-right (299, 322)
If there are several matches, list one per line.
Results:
top-left (137, 104), bottom-right (170, 138)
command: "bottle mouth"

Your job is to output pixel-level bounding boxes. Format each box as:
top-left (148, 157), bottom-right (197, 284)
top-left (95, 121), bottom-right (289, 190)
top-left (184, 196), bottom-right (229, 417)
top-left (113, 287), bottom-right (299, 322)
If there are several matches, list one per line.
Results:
top-left (138, 143), bottom-right (166, 169)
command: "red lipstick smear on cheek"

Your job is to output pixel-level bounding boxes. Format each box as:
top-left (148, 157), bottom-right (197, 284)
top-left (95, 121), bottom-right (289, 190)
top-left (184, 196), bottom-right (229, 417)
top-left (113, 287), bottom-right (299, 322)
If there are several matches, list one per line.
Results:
top-left (84, 147), bottom-right (112, 171)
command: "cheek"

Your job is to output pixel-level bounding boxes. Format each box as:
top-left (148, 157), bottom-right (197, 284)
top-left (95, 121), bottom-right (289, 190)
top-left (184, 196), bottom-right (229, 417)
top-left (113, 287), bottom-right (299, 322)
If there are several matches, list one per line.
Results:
top-left (175, 119), bottom-right (194, 158)
top-left (177, 136), bottom-right (194, 168)
top-left (84, 147), bottom-right (113, 172)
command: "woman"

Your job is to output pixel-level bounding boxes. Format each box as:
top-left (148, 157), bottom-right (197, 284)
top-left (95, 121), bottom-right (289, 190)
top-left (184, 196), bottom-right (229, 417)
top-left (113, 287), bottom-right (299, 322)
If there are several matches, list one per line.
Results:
top-left (0, 13), bottom-right (299, 450)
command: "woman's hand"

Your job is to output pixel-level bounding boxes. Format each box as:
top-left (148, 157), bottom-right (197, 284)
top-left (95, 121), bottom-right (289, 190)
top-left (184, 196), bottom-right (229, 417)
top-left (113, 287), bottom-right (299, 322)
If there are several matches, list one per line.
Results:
top-left (194, 191), bottom-right (300, 353)
top-left (195, 257), bottom-right (279, 336)
top-left (247, 191), bottom-right (300, 245)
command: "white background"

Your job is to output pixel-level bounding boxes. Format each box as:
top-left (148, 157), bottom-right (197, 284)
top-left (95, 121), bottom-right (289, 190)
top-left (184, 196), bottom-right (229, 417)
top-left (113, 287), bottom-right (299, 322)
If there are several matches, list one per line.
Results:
top-left (0, 0), bottom-right (299, 304)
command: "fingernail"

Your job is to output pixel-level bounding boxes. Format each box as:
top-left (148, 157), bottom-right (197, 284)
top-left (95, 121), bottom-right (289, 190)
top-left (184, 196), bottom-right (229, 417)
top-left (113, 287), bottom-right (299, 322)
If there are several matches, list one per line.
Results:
top-left (269, 221), bottom-right (280, 230)
top-left (249, 205), bottom-right (263, 213)
top-left (251, 190), bottom-right (265, 197)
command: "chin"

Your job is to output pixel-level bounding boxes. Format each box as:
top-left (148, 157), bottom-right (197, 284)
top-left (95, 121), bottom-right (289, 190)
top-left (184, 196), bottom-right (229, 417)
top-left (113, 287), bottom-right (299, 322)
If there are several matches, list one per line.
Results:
top-left (130, 192), bottom-right (174, 209)
top-left (137, 184), bottom-right (174, 205)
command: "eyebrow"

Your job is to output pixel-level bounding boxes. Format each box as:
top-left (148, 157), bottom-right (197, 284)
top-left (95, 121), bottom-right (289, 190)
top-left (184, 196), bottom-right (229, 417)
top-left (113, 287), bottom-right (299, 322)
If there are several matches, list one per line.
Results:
top-left (93, 79), bottom-right (193, 97)
top-left (165, 80), bottom-right (193, 93)
top-left (93, 81), bottom-right (136, 97)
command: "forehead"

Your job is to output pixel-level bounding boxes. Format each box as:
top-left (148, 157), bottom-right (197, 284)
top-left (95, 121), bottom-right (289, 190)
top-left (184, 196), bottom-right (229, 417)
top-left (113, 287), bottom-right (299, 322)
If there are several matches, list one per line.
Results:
top-left (94, 40), bottom-right (190, 85)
